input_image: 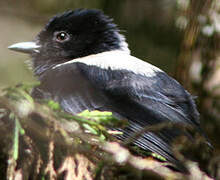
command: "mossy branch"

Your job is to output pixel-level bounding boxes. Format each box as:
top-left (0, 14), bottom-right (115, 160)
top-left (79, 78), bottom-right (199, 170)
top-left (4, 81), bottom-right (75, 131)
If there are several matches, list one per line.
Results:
top-left (0, 84), bottom-right (215, 180)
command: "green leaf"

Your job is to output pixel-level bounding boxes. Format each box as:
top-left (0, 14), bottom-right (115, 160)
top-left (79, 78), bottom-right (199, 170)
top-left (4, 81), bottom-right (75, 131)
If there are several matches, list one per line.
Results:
top-left (78, 110), bottom-right (120, 126)
top-left (47, 100), bottom-right (61, 111)
top-left (10, 113), bottom-right (25, 161)
top-left (99, 133), bottom-right (106, 141)
top-left (13, 117), bottom-right (19, 160)
top-left (3, 83), bottom-right (35, 105)
top-left (82, 123), bottom-right (98, 135)
top-left (151, 153), bottom-right (167, 162)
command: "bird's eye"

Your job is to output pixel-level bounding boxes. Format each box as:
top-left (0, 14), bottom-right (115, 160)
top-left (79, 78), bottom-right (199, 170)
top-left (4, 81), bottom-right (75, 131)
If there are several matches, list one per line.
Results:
top-left (55, 31), bottom-right (70, 42)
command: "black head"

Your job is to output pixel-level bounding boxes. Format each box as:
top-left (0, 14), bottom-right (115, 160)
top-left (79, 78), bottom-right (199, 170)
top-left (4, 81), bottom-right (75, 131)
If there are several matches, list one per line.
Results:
top-left (9, 9), bottom-right (129, 75)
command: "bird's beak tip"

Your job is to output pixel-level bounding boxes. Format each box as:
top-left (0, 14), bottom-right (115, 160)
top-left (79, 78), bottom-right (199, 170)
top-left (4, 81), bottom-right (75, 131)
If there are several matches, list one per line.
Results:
top-left (8, 42), bottom-right (40, 54)
top-left (8, 44), bottom-right (19, 50)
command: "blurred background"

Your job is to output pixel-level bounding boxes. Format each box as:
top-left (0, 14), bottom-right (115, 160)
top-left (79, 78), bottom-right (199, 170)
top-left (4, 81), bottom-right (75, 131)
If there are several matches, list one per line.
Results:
top-left (0, 0), bottom-right (219, 155)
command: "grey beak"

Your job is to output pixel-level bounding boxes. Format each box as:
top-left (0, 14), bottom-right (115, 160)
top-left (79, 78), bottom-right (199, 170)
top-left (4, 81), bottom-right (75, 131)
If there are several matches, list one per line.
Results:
top-left (8, 42), bottom-right (41, 54)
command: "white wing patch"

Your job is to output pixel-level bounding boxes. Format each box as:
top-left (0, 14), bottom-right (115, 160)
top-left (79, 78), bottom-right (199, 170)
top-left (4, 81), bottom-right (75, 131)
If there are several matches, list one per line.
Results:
top-left (54, 50), bottom-right (162, 77)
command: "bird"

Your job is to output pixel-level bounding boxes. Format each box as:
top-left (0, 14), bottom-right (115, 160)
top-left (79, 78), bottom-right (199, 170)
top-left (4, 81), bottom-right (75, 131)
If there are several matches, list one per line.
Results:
top-left (8, 9), bottom-right (211, 172)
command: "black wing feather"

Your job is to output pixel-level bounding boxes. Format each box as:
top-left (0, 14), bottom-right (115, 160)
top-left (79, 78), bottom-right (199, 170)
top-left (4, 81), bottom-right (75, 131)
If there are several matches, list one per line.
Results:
top-left (101, 71), bottom-right (202, 171)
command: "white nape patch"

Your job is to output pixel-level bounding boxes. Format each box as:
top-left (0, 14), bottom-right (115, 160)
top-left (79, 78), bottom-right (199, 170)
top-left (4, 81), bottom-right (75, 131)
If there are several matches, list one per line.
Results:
top-left (117, 33), bottom-right (130, 54)
top-left (54, 50), bottom-right (162, 77)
